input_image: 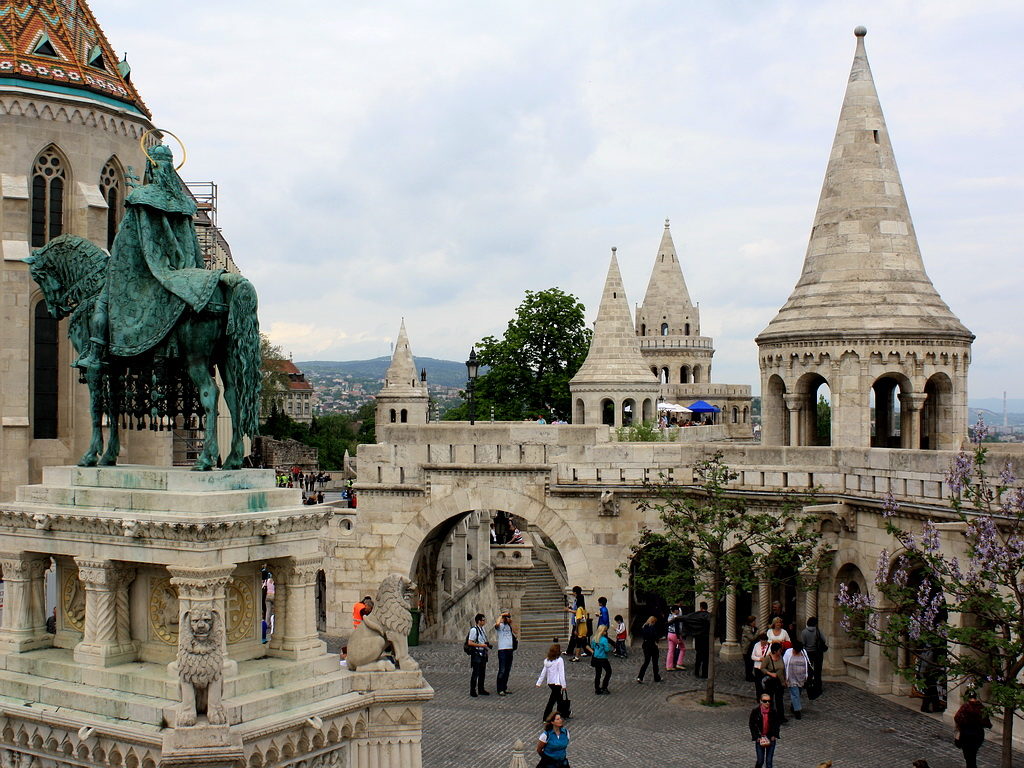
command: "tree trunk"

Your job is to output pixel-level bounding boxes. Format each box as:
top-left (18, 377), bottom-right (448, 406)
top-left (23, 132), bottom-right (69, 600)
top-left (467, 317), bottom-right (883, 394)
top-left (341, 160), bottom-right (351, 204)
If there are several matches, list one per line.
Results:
top-left (1000, 706), bottom-right (1014, 768)
top-left (705, 602), bottom-right (718, 704)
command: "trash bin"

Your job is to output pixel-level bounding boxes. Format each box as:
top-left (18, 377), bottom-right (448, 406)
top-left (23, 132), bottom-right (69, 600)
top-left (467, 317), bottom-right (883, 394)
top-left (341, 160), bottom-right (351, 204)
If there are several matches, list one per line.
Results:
top-left (408, 609), bottom-right (421, 646)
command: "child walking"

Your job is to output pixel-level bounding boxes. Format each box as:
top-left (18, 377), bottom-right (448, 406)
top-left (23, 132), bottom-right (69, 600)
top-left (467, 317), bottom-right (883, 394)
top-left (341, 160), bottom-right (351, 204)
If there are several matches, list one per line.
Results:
top-left (613, 615), bottom-right (628, 657)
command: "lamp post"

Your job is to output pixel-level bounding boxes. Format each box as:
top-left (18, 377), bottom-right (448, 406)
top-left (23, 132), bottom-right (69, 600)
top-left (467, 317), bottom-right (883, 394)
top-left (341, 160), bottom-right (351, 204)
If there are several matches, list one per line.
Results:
top-left (465, 348), bottom-right (479, 426)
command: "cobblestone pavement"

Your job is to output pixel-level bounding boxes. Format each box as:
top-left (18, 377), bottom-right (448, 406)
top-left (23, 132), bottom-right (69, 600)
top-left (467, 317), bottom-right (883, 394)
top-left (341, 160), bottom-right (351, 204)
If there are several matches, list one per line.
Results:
top-left (397, 641), bottom-right (1014, 768)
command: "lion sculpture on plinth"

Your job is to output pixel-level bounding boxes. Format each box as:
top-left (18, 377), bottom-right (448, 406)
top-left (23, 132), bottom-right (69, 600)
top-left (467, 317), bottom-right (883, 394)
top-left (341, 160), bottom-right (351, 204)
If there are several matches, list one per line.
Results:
top-left (176, 607), bottom-right (227, 726)
top-left (346, 574), bottom-right (420, 672)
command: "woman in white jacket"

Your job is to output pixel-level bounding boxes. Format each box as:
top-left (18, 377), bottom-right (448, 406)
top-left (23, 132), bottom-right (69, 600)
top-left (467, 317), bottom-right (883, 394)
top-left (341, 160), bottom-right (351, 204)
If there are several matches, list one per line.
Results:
top-left (782, 639), bottom-right (812, 719)
top-left (536, 643), bottom-right (568, 721)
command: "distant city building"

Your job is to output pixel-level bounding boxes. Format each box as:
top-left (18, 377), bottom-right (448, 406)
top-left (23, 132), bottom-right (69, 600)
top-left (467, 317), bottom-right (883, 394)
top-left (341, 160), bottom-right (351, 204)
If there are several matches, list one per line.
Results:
top-left (265, 359), bottom-right (316, 423)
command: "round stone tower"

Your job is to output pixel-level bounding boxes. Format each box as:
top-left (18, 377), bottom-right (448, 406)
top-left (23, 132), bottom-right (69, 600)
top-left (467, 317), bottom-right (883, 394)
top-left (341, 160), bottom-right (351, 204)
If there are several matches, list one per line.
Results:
top-left (570, 248), bottom-right (659, 427)
top-left (756, 28), bottom-right (973, 450)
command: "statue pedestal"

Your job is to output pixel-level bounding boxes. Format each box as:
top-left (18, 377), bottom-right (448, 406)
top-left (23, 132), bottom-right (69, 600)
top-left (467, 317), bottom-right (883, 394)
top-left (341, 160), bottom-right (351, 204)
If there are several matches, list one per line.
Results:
top-left (0, 466), bottom-right (432, 768)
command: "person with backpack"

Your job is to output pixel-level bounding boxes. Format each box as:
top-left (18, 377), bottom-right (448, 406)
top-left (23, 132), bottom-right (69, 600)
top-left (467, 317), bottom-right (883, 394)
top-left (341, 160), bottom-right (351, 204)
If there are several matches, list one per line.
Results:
top-left (783, 639), bottom-right (812, 719)
top-left (466, 613), bottom-right (491, 697)
top-left (801, 616), bottom-right (828, 696)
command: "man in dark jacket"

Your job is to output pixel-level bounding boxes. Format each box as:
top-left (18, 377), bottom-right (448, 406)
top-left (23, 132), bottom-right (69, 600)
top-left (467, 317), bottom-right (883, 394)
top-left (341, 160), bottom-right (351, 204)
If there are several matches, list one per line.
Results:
top-left (749, 693), bottom-right (782, 768)
top-left (684, 602), bottom-right (712, 678)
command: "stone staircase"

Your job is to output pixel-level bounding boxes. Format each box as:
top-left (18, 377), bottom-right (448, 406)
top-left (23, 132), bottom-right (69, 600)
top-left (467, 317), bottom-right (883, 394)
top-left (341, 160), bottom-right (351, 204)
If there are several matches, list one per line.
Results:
top-left (518, 554), bottom-right (569, 642)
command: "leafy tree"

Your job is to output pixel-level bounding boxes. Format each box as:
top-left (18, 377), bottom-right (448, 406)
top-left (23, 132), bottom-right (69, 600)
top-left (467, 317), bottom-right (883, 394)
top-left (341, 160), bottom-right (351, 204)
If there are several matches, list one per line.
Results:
top-left (839, 419), bottom-right (1024, 768)
top-left (354, 400), bottom-right (376, 447)
top-left (623, 452), bottom-right (828, 704)
top-left (444, 288), bottom-right (591, 421)
top-left (259, 333), bottom-right (290, 415)
top-left (816, 394), bottom-right (831, 443)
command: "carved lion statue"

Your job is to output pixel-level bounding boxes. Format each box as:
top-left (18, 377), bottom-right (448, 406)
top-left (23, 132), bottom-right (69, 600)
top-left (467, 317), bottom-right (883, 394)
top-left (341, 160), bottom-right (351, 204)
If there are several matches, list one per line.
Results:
top-left (176, 607), bottom-right (227, 726)
top-left (346, 574), bottom-right (420, 672)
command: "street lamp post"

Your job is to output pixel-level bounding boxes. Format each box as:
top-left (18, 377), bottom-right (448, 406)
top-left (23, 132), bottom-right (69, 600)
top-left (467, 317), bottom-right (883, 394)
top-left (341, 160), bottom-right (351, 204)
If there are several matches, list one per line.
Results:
top-left (465, 348), bottom-right (479, 426)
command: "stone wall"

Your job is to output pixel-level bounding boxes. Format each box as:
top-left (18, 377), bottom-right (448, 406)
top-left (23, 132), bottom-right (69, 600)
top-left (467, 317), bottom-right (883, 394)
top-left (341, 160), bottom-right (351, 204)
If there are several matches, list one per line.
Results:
top-left (255, 436), bottom-right (319, 471)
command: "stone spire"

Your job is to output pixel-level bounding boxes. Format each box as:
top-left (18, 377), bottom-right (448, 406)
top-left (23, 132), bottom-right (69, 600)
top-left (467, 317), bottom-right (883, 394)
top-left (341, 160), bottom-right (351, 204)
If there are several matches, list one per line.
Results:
top-left (571, 249), bottom-right (658, 386)
top-left (383, 319), bottom-right (422, 394)
top-left (636, 218), bottom-right (700, 337)
top-left (756, 26), bottom-right (972, 344)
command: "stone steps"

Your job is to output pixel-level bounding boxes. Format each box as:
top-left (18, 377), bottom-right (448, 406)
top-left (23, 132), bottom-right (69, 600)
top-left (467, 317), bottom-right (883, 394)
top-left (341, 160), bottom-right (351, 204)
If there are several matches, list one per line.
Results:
top-left (519, 557), bottom-right (568, 641)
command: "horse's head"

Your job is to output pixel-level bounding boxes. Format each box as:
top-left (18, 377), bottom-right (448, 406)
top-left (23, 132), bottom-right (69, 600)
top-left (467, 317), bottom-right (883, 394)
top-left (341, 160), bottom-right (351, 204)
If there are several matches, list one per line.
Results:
top-left (22, 235), bottom-right (108, 319)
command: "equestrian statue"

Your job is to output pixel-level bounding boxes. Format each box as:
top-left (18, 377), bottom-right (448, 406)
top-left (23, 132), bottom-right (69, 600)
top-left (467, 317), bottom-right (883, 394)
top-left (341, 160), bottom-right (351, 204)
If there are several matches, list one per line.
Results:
top-left (24, 143), bottom-right (261, 470)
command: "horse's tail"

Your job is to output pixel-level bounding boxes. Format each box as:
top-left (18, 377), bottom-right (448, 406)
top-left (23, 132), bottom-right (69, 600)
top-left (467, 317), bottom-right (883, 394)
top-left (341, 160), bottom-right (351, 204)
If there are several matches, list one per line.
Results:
top-left (225, 277), bottom-right (261, 438)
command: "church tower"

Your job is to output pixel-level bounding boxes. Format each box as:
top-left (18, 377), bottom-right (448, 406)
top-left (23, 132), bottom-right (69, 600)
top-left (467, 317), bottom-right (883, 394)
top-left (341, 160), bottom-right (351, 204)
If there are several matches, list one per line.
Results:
top-left (0, 0), bottom-right (160, 498)
top-left (376, 320), bottom-right (429, 427)
top-left (636, 218), bottom-right (713, 385)
top-left (570, 249), bottom-right (659, 426)
top-left (756, 28), bottom-right (973, 450)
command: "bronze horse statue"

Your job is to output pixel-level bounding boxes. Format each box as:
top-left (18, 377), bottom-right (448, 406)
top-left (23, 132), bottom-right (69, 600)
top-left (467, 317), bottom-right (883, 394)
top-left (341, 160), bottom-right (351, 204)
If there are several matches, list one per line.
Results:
top-left (25, 233), bottom-right (261, 470)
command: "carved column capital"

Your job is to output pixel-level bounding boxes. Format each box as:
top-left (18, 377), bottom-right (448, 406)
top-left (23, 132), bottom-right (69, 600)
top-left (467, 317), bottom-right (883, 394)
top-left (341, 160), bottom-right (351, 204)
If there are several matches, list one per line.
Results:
top-left (167, 565), bottom-right (236, 601)
top-left (277, 555), bottom-right (323, 586)
top-left (783, 394), bottom-right (804, 412)
top-left (898, 392), bottom-right (928, 412)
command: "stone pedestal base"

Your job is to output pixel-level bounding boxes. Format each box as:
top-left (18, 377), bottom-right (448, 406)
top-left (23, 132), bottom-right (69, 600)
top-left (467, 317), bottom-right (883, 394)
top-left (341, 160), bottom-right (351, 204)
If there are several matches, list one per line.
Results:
top-left (161, 725), bottom-right (244, 768)
top-left (718, 640), bottom-right (743, 661)
top-left (74, 640), bottom-right (139, 667)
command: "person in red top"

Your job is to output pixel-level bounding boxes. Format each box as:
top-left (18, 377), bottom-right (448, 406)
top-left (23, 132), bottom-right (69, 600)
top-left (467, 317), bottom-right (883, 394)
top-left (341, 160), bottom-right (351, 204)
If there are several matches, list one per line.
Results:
top-left (748, 693), bottom-right (781, 768)
top-left (353, 596), bottom-right (374, 628)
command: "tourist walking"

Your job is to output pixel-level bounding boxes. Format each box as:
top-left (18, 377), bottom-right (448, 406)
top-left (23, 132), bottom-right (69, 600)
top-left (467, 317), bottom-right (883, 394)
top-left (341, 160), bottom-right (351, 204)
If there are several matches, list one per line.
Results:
top-left (783, 640), bottom-right (811, 718)
top-left (801, 617), bottom-right (827, 694)
top-left (760, 642), bottom-right (788, 722)
top-left (494, 610), bottom-right (517, 696)
top-left (596, 596), bottom-right (610, 633)
top-left (742, 615), bottom-right (759, 682)
top-left (466, 613), bottom-right (491, 697)
top-left (565, 587), bottom-right (585, 658)
top-left (585, 625), bottom-right (613, 694)
top-left (536, 644), bottom-right (568, 721)
top-left (749, 692), bottom-right (782, 768)
top-left (751, 632), bottom-right (771, 699)
top-left (570, 602), bottom-right (589, 662)
top-left (636, 616), bottom-right (663, 683)
top-left (954, 691), bottom-right (992, 768)
top-left (536, 712), bottom-right (571, 768)
top-left (613, 614), bottom-right (629, 658)
top-left (690, 601), bottom-right (712, 678)
top-left (665, 604), bottom-right (685, 671)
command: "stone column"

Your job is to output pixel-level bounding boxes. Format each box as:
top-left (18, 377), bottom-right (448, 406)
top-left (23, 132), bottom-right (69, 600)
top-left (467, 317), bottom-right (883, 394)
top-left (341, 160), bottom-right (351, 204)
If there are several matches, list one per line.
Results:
top-left (0, 553), bottom-right (51, 652)
top-left (756, 570), bottom-right (772, 632)
top-left (167, 564), bottom-right (237, 676)
top-left (73, 558), bottom-right (137, 666)
top-left (268, 555), bottom-right (327, 660)
top-left (899, 392), bottom-right (927, 450)
top-left (799, 570), bottom-right (819, 630)
top-left (720, 587), bottom-right (742, 660)
top-left (784, 395), bottom-right (803, 447)
top-left (453, 525), bottom-right (468, 586)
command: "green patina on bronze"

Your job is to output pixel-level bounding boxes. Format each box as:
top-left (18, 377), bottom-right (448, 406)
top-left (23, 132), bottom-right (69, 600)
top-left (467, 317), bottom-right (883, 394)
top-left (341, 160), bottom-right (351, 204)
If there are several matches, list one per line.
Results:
top-left (24, 144), bottom-right (261, 472)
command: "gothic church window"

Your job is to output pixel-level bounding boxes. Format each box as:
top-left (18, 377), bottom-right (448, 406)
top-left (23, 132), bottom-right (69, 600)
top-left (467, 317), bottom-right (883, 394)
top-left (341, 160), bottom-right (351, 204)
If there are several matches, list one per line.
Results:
top-left (661, 323), bottom-right (669, 336)
top-left (99, 159), bottom-right (124, 250)
top-left (31, 147), bottom-right (67, 247)
top-left (33, 301), bottom-right (59, 439)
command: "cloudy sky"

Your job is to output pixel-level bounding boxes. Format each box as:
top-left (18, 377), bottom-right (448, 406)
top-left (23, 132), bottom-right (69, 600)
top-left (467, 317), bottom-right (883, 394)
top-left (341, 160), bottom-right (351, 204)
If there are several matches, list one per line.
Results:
top-left (94, 1), bottom-right (1022, 398)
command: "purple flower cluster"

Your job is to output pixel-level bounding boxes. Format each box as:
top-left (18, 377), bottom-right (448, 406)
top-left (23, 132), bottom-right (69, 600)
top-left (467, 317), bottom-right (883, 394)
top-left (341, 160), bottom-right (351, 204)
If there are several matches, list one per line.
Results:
top-left (947, 452), bottom-right (974, 495)
top-left (972, 415), bottom-right (989, 444)
top-left (907, 580), bottom-right (945, 640)
top-left (882, 492), bottom-right (899, 518)
top-left (921, 519), bottom-right (941, 553)
top-left (837, 581), bottom-right (875, 632)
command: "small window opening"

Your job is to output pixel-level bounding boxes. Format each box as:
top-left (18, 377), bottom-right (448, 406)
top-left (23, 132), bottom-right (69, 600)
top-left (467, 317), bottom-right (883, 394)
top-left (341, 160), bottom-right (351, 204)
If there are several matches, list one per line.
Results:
top-left (872, 130), bottom-right (879, 144)
top-left (88, 45), bottom-right (107, 71)
top-left (33, 34), bottom-right (58, 58)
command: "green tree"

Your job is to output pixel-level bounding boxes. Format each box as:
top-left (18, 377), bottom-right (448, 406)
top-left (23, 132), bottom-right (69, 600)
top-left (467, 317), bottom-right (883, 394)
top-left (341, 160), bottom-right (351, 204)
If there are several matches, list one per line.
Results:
top-left (816, 394), bottom-right (831, 443)
top-left (259, 334), bottom-right (290, 415)
top-left (354, 399), bottom-right (376, 447)
top-left (623, 452), bottom-right (828, 704)
top-left (444, 288), bottom-right (591, 421)
top-left (839, 420), bottom-right (1024, 768)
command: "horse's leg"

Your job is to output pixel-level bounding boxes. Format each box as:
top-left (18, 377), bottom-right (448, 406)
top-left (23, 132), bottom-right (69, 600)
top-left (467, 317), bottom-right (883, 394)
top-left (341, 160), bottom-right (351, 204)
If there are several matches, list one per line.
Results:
top-left (79, 366), bottom-right (104, 467)
top-left (219, 349), bottom-right (245, 470)
top-left (184, 330), bottom-right (220, 471)
top-left (98, 369), bottom-right (121, 466)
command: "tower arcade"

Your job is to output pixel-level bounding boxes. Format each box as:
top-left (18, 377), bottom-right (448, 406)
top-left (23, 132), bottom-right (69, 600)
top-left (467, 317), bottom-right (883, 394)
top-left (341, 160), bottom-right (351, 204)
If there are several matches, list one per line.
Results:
top-left (756, 28), bottom-right (973, 449)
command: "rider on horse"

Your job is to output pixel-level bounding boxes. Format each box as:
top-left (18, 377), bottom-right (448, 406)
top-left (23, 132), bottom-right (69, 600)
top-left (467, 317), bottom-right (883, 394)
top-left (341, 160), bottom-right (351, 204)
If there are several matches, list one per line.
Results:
top-left (75, 144), bottom-right (223, 373)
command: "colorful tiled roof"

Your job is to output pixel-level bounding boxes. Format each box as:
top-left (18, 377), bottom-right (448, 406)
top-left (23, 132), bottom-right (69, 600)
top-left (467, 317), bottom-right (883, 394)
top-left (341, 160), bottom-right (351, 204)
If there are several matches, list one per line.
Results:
top-left (0, 0), bottom-right (150, 117)
top-left (266, 359), bottom-right (314, 392)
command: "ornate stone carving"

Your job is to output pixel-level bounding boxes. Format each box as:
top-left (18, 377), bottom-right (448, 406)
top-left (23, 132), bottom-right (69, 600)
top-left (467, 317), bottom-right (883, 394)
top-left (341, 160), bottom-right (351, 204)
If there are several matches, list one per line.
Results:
top-left (599, 489), bottom-right (620, 516)
top-left (176, 607), bottom-right (226, 727)
top-left (225, 576), bottom-right (255, 644)
top-left (61, 568), bottom-right (85, 632)
top-left (347, 574), bottom-right (420, 672)
top-left (149, 576), bottom-right (179, 644)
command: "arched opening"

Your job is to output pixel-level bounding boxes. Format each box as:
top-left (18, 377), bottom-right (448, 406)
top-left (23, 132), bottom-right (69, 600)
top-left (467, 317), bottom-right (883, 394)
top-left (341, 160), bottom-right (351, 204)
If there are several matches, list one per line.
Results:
top-left (921, 373), bottom-right (954, 450)
top-left (742, 406), bottom-right (749, 423)
top-left (660, 323), bottom-right (669, 336)
top-left (764, 374), bottom-right (788, 446)
top-left (795, 373), bottom-right (831, 446)
top-left (897, 561), bottom-right (948, 705)
top-left (621, 398), bottom-right (636, 427)
top-left (574, 398), bottom-right (585, 425)
top-left (628, 541), bottom-right (694, 639)
top-left (601, 398), bottom-right (615, 427)
top-left (680, 366), bottom-right (690, 384)
top-left (99, 157), bottom-right (124, 251)
top-left (684, 323), bottom-right (690, 336)
top-left (641, 398), bottom-right (653, 423)
top-left (871, 374), bottom-right (910, 448)
top-left (30, 145), bottom-right (67, 247)
top-left (692, 365), bottom-right (702, 384)
top-left (732, 406), bottom-right (739, 424)
top-left (33, 300), bottom-right (59, 439)
top-left (660, 367), bottom-right (669, 384)
top-left (834, 563), bottom-right (867, 659)
top-left (650, 366), bottom-right (658, 378)
top-left (389, 409), bottom-right (397, 423)
top-left (315, 570), bottom-right (327, 632)
top-left (411, 509), bottom-right (569, 642)
top-left (639, 323), bottom-right (646, 336)
top-left (400, 409), bottom-right (408, 423)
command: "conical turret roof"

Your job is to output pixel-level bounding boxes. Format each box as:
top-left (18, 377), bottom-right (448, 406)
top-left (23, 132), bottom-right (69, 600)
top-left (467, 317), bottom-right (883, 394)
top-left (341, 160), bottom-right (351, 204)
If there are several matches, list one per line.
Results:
top-left (382, 320), bottom-right (426, 397)
top-left (757, 27), bottom-right (972, 344)
top-left (0, 0), bottom-right (150, 117)
top-left (640, 219), bottom-right (693, 310)
top-left (571, 249), bottom-right (659, 386)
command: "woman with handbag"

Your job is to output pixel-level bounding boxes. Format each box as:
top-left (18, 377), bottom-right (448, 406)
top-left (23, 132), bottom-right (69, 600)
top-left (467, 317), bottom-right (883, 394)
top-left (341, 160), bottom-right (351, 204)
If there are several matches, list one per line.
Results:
top-left (760, 642), bottom-right (788, 723)
top-left (751, 632), bottom-right (771, 699)
top-left (536, 712), bottom-right (570, 768)
top-left (582, 625), bottom-right (613, 694)
top-left (954, 692), bottom-right (992, 768)
top-left (636, 616), bottom-right (664, 683)
top-left (536, 643), bottom-right (568, 721)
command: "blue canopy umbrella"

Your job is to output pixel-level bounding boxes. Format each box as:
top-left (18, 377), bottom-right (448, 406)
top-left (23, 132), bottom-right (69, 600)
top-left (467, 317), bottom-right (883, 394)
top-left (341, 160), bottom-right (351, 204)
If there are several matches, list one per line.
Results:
top-left (687, 400), bottom-right (721, 413)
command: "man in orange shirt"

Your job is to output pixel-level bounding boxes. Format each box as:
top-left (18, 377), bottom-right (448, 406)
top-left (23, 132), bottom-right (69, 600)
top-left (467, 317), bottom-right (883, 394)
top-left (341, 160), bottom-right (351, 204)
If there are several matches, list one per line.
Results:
top-left (353, 596), bottom-right (374, 628)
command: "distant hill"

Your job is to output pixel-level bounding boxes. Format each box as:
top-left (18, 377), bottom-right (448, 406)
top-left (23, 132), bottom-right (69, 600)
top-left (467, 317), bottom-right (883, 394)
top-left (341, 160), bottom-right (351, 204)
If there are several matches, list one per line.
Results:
top-left (298, 357), bottom-right (471, 389)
